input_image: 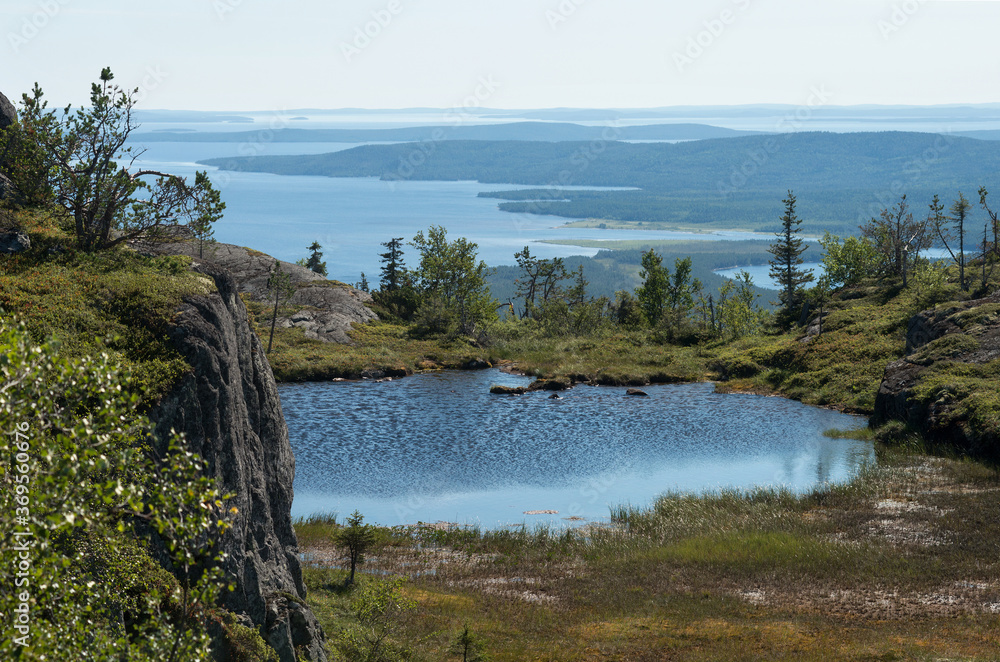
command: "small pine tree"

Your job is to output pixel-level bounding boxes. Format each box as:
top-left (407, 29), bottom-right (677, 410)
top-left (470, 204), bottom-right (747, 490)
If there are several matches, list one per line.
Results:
top-left (379, 237), bottom-right (406, 292)
top-left (767, 190), bottom-right (813, 323)
top-left (450, 624), bottom-right (489, 662)
top-left (305, 241), bottom-right (327, 277)
top-left (189, 171), bottom-right (224, 258)
top-left (335, 510), bottom-right (377, 586)
top-left (266, 260), bottom-right (295, 353)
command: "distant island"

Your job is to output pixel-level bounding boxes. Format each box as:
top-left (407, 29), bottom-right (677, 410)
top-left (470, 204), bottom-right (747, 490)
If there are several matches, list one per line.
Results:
top-left (200, 131), bottom-right (1000, 237)
top-left (134, 121), bottom-right (763, 143)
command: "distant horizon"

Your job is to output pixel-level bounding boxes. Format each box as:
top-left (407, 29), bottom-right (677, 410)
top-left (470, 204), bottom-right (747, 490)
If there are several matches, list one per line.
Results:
top-left (128, 103), bottom-right (1000, 115)
top-left (5, 1), bottom-right (998, 111)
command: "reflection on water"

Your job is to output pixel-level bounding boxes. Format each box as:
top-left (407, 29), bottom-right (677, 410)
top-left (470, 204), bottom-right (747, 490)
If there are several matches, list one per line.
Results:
top-left (281, 370), bottom-right (872, 528)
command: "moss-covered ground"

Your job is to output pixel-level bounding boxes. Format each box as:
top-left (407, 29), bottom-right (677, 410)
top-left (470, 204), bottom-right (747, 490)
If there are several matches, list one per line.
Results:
top-left (298, 450), bottom-right (1000, 661)
top-left (0, 208), bottom-right (213, 404)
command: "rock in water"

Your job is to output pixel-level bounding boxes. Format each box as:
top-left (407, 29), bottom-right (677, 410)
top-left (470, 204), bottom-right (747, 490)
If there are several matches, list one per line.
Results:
top-left (490, 384), bottom-right (528, 395)
top-left (528, 377), bottom-right (572, 392)
top-left (151, 261), bottom-right (327, 662)
top-left (626, 388), bottom-right (649, 396)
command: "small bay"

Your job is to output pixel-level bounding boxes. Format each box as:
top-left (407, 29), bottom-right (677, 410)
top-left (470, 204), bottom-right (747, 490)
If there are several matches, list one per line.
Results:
top-left (282, 370), bottom-right (872, 529)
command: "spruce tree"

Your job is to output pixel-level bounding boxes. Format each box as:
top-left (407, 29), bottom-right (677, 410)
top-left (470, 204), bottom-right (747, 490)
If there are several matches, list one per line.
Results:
top-left (378, 237), bottom-right (406, 291)
top-left (767, 191), bottom-right (813, 323)
top-left (305, 241), bottom-right (327, 277)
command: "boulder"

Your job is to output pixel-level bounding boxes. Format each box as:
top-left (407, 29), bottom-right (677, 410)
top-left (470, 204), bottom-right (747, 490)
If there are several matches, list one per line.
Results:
top-left (0, 91), bottom-right (15, 131)
top-left (0, 231), bottom-right (30, 253)
top-left (527, 377), bottom-right (572, 392)
top-left (0, 172), bottom-right (12, 200)
top-left (490, 385), bottom-right (528, 395)
top-left (626, 388), bottom-right (649, 397)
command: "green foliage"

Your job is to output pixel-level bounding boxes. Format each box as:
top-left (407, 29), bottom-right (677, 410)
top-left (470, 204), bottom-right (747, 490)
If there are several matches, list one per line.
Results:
top-left (16, 69), bottom-right (225, 251)
top-left (335, 511), bottom-right (379, 586)
top-left (334, 577), bottom-right (415, 662)
top-left (859, 194), bottom-right (930, 285)
top-left (0, 122), bottom-right (54, 207)
top-left (378, 237), bottom-right (406, 292)
top-left (410, 226), bottom-right (496, 335)
top-left (0, 235), bottom-right (209, 404)
top-left (220, 613), bottom-right (279, 662)
top-left (265, 260), bottom-right (296, 353)
top-left (768, 191), bottom-right (814, 322)
top-left (611, 290), bottom-right (643, 330)
top-left (931, 192), bottom-right (974, 292)
top-left (819, 232), bottom-right (880, 287)
top-left (636, 248), bottom-right (668, 327)
top-left (189, 170), bottom-right (224, 258)
top-left (0, 320), bottom-right (233, 660)
top-left (635, 250), bottom-right (704, 339)
top-left (305, 240), bottom-right (328, 277)
top-left (716, 270), bottom-right (763, 339)
top-left (450, 624), bottom-right (489, 662)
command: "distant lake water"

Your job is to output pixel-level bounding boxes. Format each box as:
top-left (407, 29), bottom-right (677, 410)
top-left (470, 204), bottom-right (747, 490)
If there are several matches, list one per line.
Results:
top-left (715, 262), bottom-right (824, 291)
top-left (129, 140), bottom-right (778, 283)
top-left (281, 370), bottom-right (872, 529)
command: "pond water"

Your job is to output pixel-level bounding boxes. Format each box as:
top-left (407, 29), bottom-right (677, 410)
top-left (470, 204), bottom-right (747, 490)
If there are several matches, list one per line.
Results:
top-left (282, 370), bottom-right (872, 529)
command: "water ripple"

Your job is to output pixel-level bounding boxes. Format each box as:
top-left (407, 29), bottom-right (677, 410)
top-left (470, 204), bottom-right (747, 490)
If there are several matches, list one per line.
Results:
top-left (280, 370), bottom-right (871, 527)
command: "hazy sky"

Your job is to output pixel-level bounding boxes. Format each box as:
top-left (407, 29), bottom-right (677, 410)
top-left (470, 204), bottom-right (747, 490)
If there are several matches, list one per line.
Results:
top-left (2, 0), bottom-right (999, 110)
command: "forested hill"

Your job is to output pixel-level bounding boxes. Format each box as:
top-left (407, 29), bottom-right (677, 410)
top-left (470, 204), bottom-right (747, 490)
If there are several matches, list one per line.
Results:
top-left (136, 121), bottom-right (761, 143)
top-left (201, 132), bottom-right (1000, 236)
top-left (200, 131), bottom-right (998, 191)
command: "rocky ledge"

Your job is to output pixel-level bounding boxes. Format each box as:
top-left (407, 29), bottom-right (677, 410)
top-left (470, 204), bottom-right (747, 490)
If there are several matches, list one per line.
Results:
top-left (873, 291), bottom-right (1000, 457)
top-left (139, 237), bottom-right (377, 344)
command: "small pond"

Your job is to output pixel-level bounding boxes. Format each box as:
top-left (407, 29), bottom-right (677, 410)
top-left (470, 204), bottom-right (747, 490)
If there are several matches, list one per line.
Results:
top-left (281, 370), bottom-right (872, 528)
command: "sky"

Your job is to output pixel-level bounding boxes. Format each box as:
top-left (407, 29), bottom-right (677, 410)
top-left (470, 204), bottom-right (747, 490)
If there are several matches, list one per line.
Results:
top-left (2, 0), bottom-right (1000, 111)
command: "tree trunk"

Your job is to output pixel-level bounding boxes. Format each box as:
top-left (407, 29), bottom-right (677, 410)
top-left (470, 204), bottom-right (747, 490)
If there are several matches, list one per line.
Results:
top-left (267, 284), bottom-right (279, 353)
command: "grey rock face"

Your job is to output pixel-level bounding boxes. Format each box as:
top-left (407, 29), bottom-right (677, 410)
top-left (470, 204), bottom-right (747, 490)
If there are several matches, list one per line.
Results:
top-left (0, 231), bottom-right (30, 253)
top-left (0, 91), bottom-right (16, 200)
top-left (151, 261), bottom-right (327, 662)
top-left (138, 239), bottom-right (377, 343)
top-left (0, 91), bottom-right (15, 130)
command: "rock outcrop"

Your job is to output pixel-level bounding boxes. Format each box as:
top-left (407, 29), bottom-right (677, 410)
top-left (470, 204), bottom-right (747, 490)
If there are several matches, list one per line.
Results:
top-left (0, 91), bottom-right (15, 130)
top-left (0, 90), bottom-right (16, 199)
top-left (873, 292), bottom-right (1000, 457)
top-left (151, 261), bottom-right (327, 662)
top-left (140, 238), bottom-right (377, 343)
top-left (0, 231), bottom-right (30, 253)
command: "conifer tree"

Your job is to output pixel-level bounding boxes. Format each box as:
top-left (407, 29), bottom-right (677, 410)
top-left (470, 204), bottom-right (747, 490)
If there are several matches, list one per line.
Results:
top-left (305, 241), bottom-right (327, 277)
top-left (768, 191), bottom-right (813, 323)
top-left (378, 237), bottom-right (406, 291)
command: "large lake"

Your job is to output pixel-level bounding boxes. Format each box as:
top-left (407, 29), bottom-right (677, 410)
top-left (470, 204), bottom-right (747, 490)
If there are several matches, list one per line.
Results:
top-left (129, 140), bottom-right (777, 284)
top-left (281, 370), bottom-right (872, 528)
